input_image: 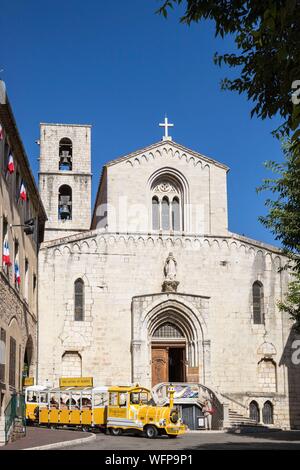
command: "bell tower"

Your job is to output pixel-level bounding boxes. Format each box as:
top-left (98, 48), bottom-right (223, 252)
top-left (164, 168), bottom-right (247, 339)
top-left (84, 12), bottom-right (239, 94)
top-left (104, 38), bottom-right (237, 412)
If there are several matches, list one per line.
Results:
top-left (39, 123), bottom-right (92, 241)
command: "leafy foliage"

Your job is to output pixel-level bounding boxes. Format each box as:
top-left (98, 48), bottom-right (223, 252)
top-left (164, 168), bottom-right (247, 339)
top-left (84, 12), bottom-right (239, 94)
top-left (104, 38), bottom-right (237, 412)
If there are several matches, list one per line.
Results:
top-left (278, 273), bottom-right (300, 333)
top-left (258, 140), bottom-right (300, 329)
top-left (158, 0), bottom-right (300, 327)
top-left (158, 1), bottom-right (300, 135)
top-left (258, 141), bottom-right (300, 271)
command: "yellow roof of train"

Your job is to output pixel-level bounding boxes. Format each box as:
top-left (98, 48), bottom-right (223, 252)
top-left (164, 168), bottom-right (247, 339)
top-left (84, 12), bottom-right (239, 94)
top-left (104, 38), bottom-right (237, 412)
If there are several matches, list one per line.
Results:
top-left (108, 385), bottom-right (150, 393)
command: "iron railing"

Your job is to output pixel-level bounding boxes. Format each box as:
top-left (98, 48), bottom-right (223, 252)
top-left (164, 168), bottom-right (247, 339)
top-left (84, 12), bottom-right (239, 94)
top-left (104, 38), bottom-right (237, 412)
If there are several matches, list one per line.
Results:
top-left (4, 392), bottom-right (26, 443)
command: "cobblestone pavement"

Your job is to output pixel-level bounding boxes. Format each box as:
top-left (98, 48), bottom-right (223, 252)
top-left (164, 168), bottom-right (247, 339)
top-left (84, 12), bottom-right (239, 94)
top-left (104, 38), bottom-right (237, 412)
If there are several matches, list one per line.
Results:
top-left (63, 430), bottom-right (300, 450)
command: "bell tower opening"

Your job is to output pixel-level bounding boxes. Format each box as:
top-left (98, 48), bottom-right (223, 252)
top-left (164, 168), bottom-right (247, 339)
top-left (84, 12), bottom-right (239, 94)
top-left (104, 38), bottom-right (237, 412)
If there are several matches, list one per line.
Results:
top-left (58, 184), bottom-right (72, 220)
top-left (38, 123), bottom-right (92, 241)
top-left (59, 138), bottom-right (72, 171)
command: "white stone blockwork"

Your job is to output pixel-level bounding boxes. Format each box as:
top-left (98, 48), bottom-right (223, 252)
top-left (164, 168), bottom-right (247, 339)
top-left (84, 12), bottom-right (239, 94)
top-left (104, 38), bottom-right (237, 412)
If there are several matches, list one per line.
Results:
top-left (38, 137), bottom-right (300, 429)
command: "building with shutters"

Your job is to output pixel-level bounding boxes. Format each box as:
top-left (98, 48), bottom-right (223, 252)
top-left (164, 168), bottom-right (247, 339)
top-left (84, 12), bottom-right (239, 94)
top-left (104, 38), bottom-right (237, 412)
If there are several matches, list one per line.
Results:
top-left (0, 81), bottom-right (46, 444)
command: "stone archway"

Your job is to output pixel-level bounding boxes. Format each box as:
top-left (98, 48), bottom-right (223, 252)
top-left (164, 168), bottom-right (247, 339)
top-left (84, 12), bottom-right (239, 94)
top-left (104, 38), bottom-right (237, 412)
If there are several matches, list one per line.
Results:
top-left (23, 336), bottom-right (34, 378)
top-left (131, 293), bottom-right (210, 389)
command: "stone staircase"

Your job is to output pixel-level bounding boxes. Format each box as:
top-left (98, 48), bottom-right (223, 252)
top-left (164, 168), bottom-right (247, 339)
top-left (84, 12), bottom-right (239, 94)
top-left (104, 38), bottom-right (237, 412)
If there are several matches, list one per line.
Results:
top-left (227, 409), bottom-right (273, 433)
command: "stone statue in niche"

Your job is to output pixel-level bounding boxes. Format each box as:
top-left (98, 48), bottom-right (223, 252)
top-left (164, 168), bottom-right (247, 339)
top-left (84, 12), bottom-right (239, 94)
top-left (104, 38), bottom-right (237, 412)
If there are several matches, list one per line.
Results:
top-left (164, 252), bottom-right (177, 280)
top-left (162, 252), bottom-right (179, 292)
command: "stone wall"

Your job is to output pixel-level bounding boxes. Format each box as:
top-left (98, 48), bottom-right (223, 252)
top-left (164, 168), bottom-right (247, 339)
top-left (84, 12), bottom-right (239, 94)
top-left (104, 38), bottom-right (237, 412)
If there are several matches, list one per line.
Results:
top-left (38, 230), bottom-right (300, 428)
top-left (92, 141), bottom-right (229, 235)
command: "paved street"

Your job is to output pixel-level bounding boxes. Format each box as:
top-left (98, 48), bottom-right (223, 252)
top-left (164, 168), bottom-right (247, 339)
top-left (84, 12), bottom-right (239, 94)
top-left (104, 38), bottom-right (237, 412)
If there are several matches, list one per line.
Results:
top-left (63, 430), bottom-right (300, 450)
top-left (0, 427), bottom-right (93, 450)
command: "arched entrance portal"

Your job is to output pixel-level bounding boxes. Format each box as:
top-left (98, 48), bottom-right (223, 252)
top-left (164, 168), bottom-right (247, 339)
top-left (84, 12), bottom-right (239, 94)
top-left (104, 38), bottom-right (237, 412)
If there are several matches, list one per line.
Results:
top-left (151, 322), bottom-right (186, 386)
top-left (23, 336), bottom-right (33, 379)
top-left (132, 294), bottom-right (210, 389)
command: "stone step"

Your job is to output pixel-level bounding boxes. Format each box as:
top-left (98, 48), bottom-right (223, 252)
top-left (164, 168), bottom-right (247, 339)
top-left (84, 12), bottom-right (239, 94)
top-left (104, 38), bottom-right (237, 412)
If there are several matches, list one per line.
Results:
top-left (228, 409), bottom-right (260, 427)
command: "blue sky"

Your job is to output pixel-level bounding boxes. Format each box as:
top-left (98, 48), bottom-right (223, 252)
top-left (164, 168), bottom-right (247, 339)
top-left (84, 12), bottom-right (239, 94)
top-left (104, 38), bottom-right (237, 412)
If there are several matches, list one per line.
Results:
top-left (1, 0), bottom-right (283, 245)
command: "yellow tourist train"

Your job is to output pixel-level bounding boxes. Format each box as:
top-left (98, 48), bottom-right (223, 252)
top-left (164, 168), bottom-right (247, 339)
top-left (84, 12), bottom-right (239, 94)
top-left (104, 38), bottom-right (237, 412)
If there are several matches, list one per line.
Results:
top-left (25, 383), bottom-right (186, 439)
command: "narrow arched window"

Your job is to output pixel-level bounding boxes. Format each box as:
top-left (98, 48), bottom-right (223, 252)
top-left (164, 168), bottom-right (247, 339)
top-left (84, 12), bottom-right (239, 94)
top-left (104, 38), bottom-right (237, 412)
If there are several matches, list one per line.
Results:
top-left (262, 401), bottom-right (273, 424)
top-left (152, 196), bottom-right (160, 230)
top-left (161, 197), bottom-right (170, 231)
top-left (253, 281), bottom-right (264, 324)
top-left (74, 279), bottom-right (84, 321)
top-left (150, 175), bottom-right (184, 232)
top-left (249, 401), bottom-right (259, 423)
top-left (58, 185), bottom-right (72, 220)
top-left (172, 197), bottom-right (180, 231)
top-left (59, 138), bottom-right (72, 171)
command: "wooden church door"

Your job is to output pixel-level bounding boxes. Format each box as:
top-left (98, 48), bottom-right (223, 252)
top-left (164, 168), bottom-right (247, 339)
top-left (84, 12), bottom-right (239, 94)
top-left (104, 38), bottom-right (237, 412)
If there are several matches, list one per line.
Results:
top-left (151, 347), bottom-right (168, 387)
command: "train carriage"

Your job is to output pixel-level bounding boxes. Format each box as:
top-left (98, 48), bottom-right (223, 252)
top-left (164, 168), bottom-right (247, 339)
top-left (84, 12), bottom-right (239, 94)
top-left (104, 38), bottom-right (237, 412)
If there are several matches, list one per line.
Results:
top-left (25, 384), bottom-right (186, 438)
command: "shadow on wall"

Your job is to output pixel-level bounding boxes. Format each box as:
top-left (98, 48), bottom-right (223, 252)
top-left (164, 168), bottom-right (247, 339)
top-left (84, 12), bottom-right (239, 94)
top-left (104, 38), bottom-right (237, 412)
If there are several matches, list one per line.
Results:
top-left (279, 328), bottom-right (300, 429)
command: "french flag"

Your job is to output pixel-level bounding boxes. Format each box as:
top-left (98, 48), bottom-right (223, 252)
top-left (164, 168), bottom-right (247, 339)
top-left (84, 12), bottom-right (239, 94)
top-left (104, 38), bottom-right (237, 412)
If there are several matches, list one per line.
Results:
top-left (20, 182), bottom-right (27, 201)
top-left (0, 124), bottom-right (3, 141)
top-left (7, 154), bottom-right (15, 174)
top-left (15, 262), bottom-right (21, 285)
top-left (2, 240), bottom-right (11, 266)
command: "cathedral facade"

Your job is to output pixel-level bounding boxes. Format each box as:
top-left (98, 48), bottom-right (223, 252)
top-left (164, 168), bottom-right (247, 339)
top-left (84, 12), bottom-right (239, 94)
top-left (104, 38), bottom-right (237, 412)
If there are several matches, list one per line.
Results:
top-left (37, 123), bottom-right (300, 429)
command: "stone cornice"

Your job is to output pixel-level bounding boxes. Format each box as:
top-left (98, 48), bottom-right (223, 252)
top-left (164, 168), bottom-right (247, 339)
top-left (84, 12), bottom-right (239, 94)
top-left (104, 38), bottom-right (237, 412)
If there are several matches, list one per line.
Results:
top-left (39, 171), bottom-right (92, 177)
top-left (104, 139), bottom-right (229, 171)
top-left (40, 122), bottom-right (92, 128)
top-left (40, 228), bottom-right (285, 258)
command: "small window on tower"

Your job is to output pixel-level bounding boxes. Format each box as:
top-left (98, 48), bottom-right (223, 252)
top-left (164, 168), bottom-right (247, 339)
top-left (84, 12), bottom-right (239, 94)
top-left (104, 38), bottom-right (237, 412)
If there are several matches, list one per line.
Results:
top-left (58, 185), bottom-right (72, 220)
top-left (59, 138), bottom-right (72, 171)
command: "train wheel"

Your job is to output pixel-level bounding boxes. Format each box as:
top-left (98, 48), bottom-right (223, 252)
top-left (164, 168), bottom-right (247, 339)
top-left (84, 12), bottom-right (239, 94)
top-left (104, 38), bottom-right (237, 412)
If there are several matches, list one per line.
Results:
top-left (145, 425), bottom-right (158, 439)
top-left (111, 428), bottom-right (123, 436)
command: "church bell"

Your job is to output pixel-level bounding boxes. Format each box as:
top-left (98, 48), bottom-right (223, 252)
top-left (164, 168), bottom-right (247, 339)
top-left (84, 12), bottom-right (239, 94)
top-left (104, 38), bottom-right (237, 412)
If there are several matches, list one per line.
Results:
top-left (59, 150), bottom-right (71, 166)
top-left (59, 195), bottom-right (72, 220)
top-left (60, 204), bottom-right (71, 219)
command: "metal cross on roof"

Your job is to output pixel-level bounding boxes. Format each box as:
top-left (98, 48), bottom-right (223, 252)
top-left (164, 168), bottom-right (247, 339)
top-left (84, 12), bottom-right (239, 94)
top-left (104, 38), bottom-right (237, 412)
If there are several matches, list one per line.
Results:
top-left (159, 116), bottom-right (174, 141)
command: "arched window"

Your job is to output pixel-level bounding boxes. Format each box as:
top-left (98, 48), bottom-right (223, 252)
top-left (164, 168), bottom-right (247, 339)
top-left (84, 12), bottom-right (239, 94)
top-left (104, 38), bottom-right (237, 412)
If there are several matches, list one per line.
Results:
top-left (58, 185), bottom-right (72, 220)
top-left (249, 401), bottom-right (260, 423)
top-left (150, 175), bottom-right (184, 231)
top-left (74, 278), bottom-right (84, 321)
top-left (253, 281), bottom-right (264, 324)
top-left (172, 197), bottom-right (180, 231)
top-left (262, 401), bottom-right (273, 424)
top-left (59, 138), bottom-right (72, 171)
top-left (153, 322), bottom-right (184, 339)
top-left (161, 197), bottom-right (170, 230)
top-left (152, 196), bottom-right (160, 230)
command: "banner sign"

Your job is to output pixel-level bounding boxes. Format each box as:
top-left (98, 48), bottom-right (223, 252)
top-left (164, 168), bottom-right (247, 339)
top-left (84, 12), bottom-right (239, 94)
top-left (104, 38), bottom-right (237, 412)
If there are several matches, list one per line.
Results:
top-left (23, 377), bottom-right (34, 386)
top-left (59, 377), bottom-right (93, 387)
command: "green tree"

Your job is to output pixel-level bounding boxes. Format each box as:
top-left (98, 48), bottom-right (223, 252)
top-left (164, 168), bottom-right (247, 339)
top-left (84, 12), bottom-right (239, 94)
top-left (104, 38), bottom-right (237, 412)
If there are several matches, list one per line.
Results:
top-left (258, 140), bottom-right (300, 330)
top-left (158, 0), bottom-right (300, 327)
top-left (158, 1), bottom-right (300, 137)
top-left (259, 141), bottom-right (300, 269)
top-left (278, 272), bottom-right (300, 332)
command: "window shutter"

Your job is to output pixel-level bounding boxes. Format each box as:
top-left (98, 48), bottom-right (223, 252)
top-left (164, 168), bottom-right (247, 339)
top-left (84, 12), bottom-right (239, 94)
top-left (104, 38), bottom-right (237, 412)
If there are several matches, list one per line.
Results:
top-left (9, 337), bottom-right (16, 388)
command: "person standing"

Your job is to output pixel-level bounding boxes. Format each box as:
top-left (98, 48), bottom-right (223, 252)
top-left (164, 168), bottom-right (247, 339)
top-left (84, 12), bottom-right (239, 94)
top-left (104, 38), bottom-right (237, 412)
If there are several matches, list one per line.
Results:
top-left (202, 399), bottom-right (213, 430)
